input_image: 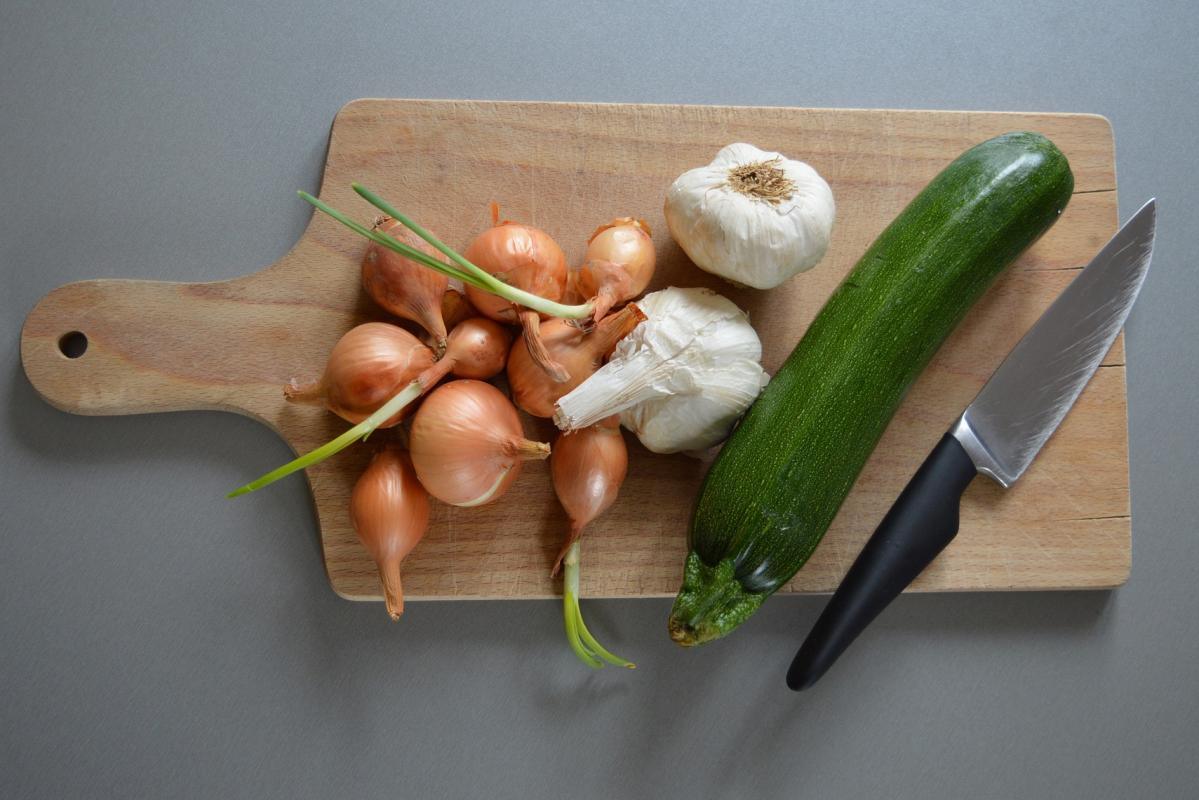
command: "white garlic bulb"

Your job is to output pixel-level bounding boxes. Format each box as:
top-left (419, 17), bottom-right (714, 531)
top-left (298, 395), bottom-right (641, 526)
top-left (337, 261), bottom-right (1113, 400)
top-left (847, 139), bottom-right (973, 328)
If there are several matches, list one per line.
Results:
top-left (664, 143), bottom-right (835, 290)
top-left (553, 287), bottom-right (769, 455)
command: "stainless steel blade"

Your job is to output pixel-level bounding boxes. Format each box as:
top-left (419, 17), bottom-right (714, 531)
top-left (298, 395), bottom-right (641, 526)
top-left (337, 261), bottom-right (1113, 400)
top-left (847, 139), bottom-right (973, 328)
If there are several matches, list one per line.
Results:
top-left (952, 199), bottom-right (1156, 487)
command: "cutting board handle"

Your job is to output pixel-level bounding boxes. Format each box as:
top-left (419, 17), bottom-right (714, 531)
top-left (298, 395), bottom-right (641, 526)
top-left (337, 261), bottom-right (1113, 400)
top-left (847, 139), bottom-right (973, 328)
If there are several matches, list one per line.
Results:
top-left (17, 247), bottom-right (352, 422)
top-left (23, 277), bottom-right (253, 418)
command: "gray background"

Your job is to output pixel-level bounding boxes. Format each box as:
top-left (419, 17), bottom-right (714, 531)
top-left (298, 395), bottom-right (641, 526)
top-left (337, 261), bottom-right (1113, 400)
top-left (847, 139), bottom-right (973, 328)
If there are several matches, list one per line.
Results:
top-left (2, 0), bottom-right (1196, 797)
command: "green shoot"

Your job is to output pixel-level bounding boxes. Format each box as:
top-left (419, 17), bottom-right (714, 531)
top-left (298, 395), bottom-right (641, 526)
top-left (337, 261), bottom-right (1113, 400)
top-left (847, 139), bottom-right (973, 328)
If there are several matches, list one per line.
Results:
top-left (562, 541), bottom-right (635, 669)
top-left (227, 381), bottom-right (424, 498)
top-left (298, 192), bottom-right (482, 288)
top-left (301, 186), bottom-right (595, 320)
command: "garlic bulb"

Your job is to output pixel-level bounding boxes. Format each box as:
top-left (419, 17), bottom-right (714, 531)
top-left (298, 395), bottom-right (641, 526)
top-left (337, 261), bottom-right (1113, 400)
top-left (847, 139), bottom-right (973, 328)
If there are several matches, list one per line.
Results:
top-left (664, 143), bottom-right (835, 290)
top-left (553, 287), bottom-right (768, 454)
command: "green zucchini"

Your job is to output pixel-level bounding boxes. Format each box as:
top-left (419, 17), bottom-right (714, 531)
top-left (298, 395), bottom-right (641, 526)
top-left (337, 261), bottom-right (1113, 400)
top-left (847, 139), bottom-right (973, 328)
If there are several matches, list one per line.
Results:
top-left (669, 132), bottom-right (1074, 646)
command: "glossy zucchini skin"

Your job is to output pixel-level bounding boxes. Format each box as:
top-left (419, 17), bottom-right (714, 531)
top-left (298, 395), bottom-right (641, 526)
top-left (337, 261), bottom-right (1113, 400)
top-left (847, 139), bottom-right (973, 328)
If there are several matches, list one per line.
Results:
top-left (669, 132), bottom-right (1074, 646)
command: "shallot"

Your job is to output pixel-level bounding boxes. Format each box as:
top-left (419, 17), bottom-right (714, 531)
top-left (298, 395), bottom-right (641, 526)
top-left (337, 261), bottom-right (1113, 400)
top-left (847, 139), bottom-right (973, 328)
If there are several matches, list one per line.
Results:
top-left (507, 303), bottom-right (645, 418)
top-left (551, 418), bottom-right (633, 668)
top-left (229, 317), bottom-right (511, 497)
top-left (284, 322), bottom-right (433, 426)
top-left (464, 214), bottom-right (570, 381)
top-left (362, 217), bottom-right (450, 354)
top-left (350, 443), bottom-right (429, 620)
top-left (572, 217), bottom-right (656, 322)
top-left (409, 380), bottom-right (551, 507)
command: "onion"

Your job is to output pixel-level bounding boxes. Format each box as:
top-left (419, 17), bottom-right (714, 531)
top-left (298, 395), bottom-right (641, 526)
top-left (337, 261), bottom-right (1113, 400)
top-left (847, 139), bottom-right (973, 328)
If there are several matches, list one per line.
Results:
top-left (230, 317), bottom-right (512, 497)
top-left (551, 418), bottom-right (633, 668)
top-left (573, 218), bottom-right (656, 322)
top-left (362, 217), bottom-right (450, 354)
top-left (440, 287), bottom-right (477, 333)
top-left (463, 218), bottom-right (570, 381)
top-left (508, 303), bottom-right (646, 418)
top-left (409, 380), bottom-right (551, 507)
top-left (551, 417), bottom-right (628, 574)
top-left (285, 322), bottom-right (433, 426)
top-left (430, 317), bottom-right (511, 380)
top-left (350, 443), bottom-right (430, 620)
top-left (303, 187), bottom-right (596, 323)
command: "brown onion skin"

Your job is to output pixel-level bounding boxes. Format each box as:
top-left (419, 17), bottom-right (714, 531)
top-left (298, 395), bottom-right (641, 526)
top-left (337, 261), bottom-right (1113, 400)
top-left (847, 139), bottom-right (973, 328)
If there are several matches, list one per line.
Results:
top-left (440, 288), bottom-right (477, 334)
top-left (441, 317), bottom-right (512, 380)
top-left (550, 417), bottom-right (627, 574)
top-left (350, 444), bottom-right (430, 620)
top-left (408, 379), bottom-right (550, 507)
top-left (285, 322), bottom-right (434, 427)
top-left (507, 303), bottom-right (646, 418)
top-left (462, 222), bottom-right (567, 323)
top-left (415, 316), bottom-right (513, 392)
top-left (575, 218), bottom-right (656, 322)
top-left (362, 218), bottom-right (450, 350)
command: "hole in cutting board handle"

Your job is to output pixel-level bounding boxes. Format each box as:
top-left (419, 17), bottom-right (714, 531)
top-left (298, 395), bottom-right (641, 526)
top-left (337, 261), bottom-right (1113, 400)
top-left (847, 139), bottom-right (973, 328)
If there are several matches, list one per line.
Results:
top-left (58, 331), bottom-right (88, 359)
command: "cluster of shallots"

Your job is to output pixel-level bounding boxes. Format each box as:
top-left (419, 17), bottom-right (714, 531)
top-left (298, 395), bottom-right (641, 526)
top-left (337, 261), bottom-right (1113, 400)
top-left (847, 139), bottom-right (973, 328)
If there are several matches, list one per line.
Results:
top-left (230, 196), bottom-right (656, 668)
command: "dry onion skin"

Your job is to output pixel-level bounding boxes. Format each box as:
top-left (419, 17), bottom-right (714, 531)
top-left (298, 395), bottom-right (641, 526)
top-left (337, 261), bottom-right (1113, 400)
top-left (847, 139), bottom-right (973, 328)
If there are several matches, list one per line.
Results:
top-left (550, 419), bottom-right (634, 668)
top-left (463, 217), bottom-right (571, 381)
top-left (284, 322), bottom-right (433, 427)
top-left (301, 186), bottom-right (596, 324)
top-left (439, 287), bottom-right (477, 334)
top-left (350, 444), bottom-right (430, 620)
top-left (362, 217), bottom-right (450, 354)
top-left (508, 303), bottom-right (646, 419)
top-left (230, 317), bottom-right (512, 497)
top-left (573, 217), bottom-right (656, 322)
top-left (409, 379), bottom-right (551, 507)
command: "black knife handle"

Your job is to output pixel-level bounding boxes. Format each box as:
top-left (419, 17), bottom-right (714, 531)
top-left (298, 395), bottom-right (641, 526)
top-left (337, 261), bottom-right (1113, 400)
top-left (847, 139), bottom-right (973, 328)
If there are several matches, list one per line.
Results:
top-left (786, 433), bottom-right (977, 691)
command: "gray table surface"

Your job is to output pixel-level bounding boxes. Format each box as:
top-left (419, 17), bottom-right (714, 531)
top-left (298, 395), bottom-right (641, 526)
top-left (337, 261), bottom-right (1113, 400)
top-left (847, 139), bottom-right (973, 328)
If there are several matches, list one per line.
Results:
top-left (3, 1), bottom-right (1197, 798)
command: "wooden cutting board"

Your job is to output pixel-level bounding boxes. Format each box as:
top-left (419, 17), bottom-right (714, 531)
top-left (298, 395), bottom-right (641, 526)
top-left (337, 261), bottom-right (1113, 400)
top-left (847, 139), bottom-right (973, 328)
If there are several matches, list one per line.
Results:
top-left (20, 99), bottom-right (1127, 602)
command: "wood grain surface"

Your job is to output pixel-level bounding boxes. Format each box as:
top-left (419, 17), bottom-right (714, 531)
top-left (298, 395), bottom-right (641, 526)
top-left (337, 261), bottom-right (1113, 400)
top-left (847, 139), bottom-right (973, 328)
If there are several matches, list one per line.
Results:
top-left (19, 99), bottom-right (1127, 602)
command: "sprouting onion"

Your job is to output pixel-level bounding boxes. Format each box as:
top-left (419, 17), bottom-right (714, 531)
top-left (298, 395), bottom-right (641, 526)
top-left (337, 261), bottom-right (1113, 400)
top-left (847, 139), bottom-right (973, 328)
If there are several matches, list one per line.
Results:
top-left (227, 381), bottom-right (424, 497)
top-left (552, 420), bottom-right (634, 669)
top-left (229, 318), bottom-right (510, 498)
top-left (300, 186), bottom-right (595, 321)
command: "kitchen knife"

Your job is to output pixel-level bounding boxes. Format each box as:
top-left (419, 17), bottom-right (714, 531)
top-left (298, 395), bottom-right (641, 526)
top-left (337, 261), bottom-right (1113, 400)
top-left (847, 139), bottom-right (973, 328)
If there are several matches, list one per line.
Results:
top-left (786, 199), bottom-right (1157, 691)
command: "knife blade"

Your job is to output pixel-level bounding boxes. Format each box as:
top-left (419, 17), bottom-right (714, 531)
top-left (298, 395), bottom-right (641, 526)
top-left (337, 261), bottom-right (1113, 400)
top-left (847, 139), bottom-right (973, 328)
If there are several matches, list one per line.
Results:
top-left (787, 199), bottom-right (1156, 691)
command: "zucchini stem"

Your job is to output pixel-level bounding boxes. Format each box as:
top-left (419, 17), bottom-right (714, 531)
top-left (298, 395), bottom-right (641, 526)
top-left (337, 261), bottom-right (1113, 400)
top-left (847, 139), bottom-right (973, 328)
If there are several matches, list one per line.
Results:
top-left (562, 541), bottom-right (635, 669)
top-left (227, 380), bottom-right (424, 497)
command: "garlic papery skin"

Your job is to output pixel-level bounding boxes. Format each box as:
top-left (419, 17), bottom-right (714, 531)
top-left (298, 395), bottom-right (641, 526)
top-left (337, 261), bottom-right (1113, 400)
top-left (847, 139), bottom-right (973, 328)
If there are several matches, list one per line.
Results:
top-left (664, 143), bottom-right (835, 290)
top-left (553, 287), bottom-right (769, 454)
